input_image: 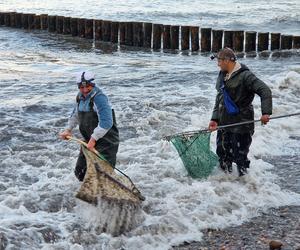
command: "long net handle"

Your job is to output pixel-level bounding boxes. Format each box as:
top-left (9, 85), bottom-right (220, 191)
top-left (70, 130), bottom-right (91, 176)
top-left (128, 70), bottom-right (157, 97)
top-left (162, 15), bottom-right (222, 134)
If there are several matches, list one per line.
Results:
top-left (66, 136), bottom-right (103, 158)
top-left (164, 112), bottom-right (300, 141)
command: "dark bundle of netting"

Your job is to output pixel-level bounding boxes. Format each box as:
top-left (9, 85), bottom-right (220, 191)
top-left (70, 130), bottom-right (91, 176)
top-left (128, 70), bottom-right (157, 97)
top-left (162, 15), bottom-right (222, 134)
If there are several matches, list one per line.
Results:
top-left (169, 132), bottom-right (218, 178)
top-left (67, 137), bottom-right (145, 236)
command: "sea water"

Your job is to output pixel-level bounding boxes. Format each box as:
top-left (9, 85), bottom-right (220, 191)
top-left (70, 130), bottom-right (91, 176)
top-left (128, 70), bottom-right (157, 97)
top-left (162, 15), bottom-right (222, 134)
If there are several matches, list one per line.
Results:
top-left (0, 1), bottom-right (300, 249)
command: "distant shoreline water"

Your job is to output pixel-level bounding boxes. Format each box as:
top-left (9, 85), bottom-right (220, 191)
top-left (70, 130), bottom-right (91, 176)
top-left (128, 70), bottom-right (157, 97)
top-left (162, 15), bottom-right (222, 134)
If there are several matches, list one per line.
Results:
top-left (0, 2), bottom-right (299, 248)
top-left (1, 0), bottom-right (300, 34)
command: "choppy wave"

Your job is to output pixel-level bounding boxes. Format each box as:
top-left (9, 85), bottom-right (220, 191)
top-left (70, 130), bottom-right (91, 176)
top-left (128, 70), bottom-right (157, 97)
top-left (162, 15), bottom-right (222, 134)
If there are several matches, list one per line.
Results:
top-left (1, 0), bottom-right (300, 34)
top-left (0, 6), bottom-right (300, 250)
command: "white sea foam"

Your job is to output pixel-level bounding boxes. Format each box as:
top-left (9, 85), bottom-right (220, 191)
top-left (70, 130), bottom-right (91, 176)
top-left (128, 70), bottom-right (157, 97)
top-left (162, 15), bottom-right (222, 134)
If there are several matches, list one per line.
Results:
top-left (0, 20), bottom-right (300, 250)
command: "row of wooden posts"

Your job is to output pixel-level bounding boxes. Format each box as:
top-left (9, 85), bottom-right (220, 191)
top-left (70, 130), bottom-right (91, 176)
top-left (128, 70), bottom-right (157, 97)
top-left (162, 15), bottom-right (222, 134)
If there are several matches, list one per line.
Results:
top-left (1, 11), bottom-right (300, 53)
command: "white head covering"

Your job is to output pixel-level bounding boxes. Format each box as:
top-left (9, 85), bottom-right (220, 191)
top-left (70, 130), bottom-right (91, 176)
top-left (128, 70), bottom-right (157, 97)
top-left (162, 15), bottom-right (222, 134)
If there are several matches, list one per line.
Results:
top-left (75, 71), bottom-right (95, 86)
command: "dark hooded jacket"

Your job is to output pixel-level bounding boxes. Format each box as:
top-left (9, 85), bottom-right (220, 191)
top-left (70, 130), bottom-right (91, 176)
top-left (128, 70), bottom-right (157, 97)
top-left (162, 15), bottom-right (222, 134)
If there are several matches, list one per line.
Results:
top-left (211, 63), bottom-right (272, 133)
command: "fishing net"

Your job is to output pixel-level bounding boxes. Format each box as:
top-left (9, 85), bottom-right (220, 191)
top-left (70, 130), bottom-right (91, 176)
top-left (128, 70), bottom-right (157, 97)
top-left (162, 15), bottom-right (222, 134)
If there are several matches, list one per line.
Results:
top-left (169, 131), bottom-right (219, 178)
top-left (76, 145), bottom-right (144, 206)
top-left (67, 137), bottom-right (145, 235)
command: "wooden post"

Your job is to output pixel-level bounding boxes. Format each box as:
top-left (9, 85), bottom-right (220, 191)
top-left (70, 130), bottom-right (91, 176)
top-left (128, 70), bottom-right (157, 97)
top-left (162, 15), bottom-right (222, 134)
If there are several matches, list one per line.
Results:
top-left (48, 15), bottom-right (56, 32)
top-left (181, 26), bottom-right (190, 50)
top-left (94, 19), bottom-right (102, 40)
top-left (63, 17), bottom-right (71, 35)
top-left (143, 23), bottom-right (152, 48)
top-left (119, 22), bottom-right (126, 45)
top-left (271, 33), bottom-right (280, 50)
top-left (28, 14), bottom-right (35, 30)
top-left (111, 21), bottom-right (119, 43)
top-left (201, 28), bottom-right (212, 52)
top-left (212, 30), bottom-right (223, 52)
top-left (153, 24), bottom-right (162, 50)
top-left (56, 16), bottom-right (64, 34)
top-left (34, 15), bottom-right (41, 29)
top-left (10, 12), bottom-right (16, 27)
top-left (15, 13), bottom-right (22, 28)
top-left (125, 22), bottom-right (133, 46)
top-left (78, 18), bottom-right (86, 38)
top-left (224, 30), bottom-right (233, 48)
top-left (102, 20), bottom-right (112, 42)
top-left (0, 12), bottom-right (4, 26)
top-left (4, 12), bottom-right (11, 26)
top-left (281, 35), bottom-right (293, 50)
top-left (70, 18), bottom-right (79, 36)
top-left (40, 14), bottom-right (48, 30)
top-left (21, 13), bottom-right (30, 29)
top-left (190, 26), bottom-right (199, 51)
top-left (233, 31), bottom-right (244, 52)
top-left (170, 25), bottom-right (179, 50)
top-left (163, 25), bottom-right (171, 49)
top-left (258, 32), bottom-right (269, 51)
top-left (133, 22), bottom-right (143, 47)
top-left (85, 19), bottom-right (94, 39)
top-left (293, 36), bottom-right (300, 49)
top-left (245, 31), bottom-right (256, 52)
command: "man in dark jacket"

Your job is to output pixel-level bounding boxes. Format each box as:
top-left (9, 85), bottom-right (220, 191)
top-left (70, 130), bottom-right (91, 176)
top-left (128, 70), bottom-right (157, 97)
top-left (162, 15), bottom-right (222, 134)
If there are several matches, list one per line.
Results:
top-left (208, 48), bottom-right (272, 176)
top-left (60, 71), bottom-right (119, 181)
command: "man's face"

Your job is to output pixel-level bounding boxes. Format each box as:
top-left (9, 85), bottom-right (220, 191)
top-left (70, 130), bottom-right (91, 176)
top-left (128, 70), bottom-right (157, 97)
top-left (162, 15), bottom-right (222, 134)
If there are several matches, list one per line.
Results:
top-left (217, 58), bottom-right (230, 72)
top-left (79, 84), bottom-right (93, 96)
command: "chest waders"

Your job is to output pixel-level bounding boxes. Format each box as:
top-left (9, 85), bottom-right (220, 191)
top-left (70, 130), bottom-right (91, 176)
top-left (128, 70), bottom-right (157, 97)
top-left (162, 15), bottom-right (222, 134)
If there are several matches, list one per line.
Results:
top-left (75, 93), bottom-right (119, 181)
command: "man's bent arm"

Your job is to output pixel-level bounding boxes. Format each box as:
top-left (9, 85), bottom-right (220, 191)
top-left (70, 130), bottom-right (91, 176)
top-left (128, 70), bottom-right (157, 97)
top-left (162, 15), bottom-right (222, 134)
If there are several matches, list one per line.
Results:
top-left (245, 72), bottom-right (272, 115)
top-left (91, 94), bottom-right (113, 140)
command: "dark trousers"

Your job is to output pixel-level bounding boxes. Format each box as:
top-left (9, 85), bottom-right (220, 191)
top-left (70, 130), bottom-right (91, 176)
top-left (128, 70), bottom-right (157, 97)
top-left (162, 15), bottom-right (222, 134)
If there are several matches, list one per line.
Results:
top-left (216, 130), bottom-right (252, 169)
top-left (75, 149), bottom-right (87, 182)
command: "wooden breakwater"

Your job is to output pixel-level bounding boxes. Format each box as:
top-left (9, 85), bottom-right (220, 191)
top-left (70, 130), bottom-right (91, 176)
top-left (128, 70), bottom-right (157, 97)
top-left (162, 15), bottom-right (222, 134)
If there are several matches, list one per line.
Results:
top-left (1, 11), bottom-right (300, 54)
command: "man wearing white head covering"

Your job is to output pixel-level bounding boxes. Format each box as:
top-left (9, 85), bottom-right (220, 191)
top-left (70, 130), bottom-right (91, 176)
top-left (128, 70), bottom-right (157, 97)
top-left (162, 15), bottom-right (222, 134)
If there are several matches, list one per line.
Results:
top-left (60, 71), bottom-right (119, 181)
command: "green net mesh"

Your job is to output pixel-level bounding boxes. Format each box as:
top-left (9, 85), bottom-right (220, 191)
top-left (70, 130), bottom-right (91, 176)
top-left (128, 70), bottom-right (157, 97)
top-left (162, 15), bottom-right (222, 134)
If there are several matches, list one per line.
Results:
top-left (170, 132), bottom-right (219, 178)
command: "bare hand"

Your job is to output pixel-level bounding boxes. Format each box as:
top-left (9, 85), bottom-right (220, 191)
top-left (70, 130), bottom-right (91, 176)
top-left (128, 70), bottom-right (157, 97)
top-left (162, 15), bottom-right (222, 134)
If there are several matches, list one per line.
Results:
top-left (261, 115), bottom-right (270, 125)
top-left (87, 137), bottom-right (96, 150)
top-left (59, 129), bottom-right (72, 140)
top-left (208, 120), bottom-right (218, 131)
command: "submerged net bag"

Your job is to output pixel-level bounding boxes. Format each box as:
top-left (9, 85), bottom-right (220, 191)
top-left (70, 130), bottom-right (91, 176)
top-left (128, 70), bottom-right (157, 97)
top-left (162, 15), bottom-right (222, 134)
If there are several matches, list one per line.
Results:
top-left (76, 145), bottom-right (144, 206)
top-left (67, 137), bottom-right (145, 236)
top-left (169, 131), bottom-right (218, 178)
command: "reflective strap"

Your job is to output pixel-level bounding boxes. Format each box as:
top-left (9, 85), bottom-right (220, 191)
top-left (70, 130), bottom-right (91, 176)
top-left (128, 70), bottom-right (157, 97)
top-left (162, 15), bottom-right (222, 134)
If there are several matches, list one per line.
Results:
top-left (76, 91), bottom-right (100, 111)
top-left (89, 91), bottom-right (100, 111)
